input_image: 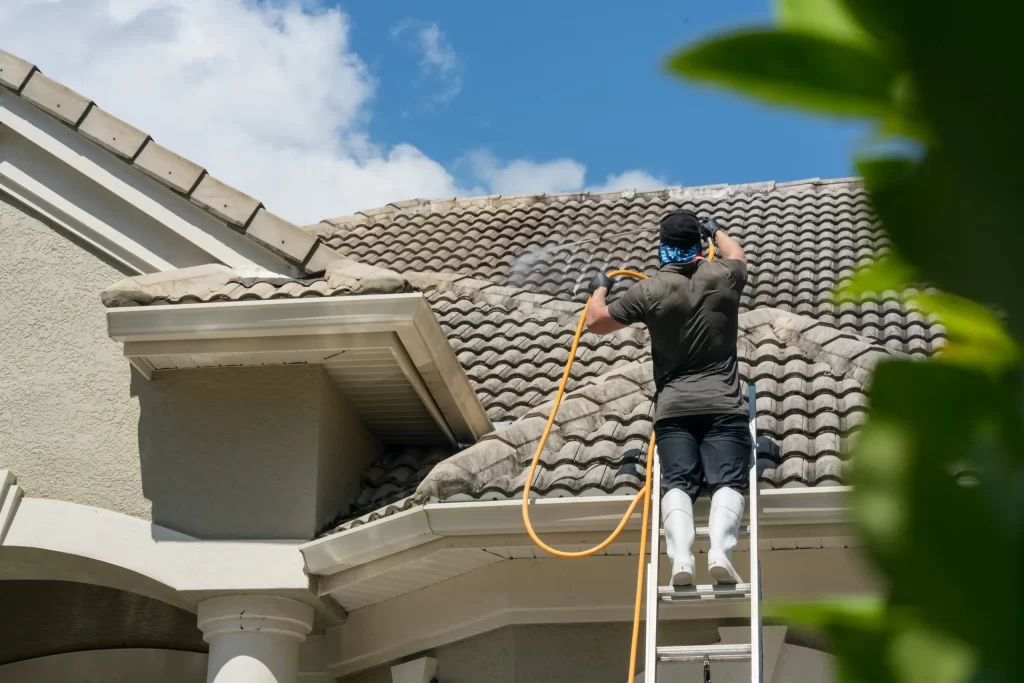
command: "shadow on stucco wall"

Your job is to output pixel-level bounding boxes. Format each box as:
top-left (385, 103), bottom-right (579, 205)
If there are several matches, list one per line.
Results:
top-left (132, 363), bottom-right (363, 541)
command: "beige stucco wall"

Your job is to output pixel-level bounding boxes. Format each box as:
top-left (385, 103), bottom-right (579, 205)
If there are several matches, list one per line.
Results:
top-left (0, 195), bottom-right (380, 538)
top-left (341, 621), bottom-right (730, 683)
top-left (0, 195), bottom-right (150, 518)
top-left (317, 377), bottom-right (379, 531)
top-left (137, 365), bottom-right (379, 539)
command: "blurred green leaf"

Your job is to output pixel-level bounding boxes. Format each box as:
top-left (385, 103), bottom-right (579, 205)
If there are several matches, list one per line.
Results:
top-left (666, 30), bottom-right (898, 118)
top-left (857, 154), bottom-right (1024, 345)
top-left (888, 620), bottom-right (976, 683)
top-left (771, 595), bottom-right (885, 626)
top-left (870, 1), bottom-right (1024, 196)
top-left (776, 0), bottom-right (876, 48)
top-left (850, 360), bottom-right (1024, 669)
top-left (772, 598), bottom-right (897, 683)
top-left (839, 0), bottom-right (906, 48)
top-left (771, 599), bottom-right (975, 683)
top-left (912, 292), bottom-right (1020, 372)
top-left (838, 254), bottom-right (1020, 371)
top-left (836, 253), bottom-right (919, 300)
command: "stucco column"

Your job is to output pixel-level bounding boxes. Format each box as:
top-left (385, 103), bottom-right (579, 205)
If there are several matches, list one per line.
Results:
top-left (198, 595), bottom-right (314, 683)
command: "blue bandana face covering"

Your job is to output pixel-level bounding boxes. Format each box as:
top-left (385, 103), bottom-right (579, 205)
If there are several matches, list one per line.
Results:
top-left (659, 242), bottom-right (701, 266)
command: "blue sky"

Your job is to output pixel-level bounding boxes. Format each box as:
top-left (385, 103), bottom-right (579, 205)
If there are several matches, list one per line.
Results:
top-left (342, 0), bottom-right (864, 191)
top-left (0, 0), bottom-right (864, 223)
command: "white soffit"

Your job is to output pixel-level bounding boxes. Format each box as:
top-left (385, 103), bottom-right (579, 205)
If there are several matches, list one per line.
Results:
top-left (106, 293), bottom-right (493, 445)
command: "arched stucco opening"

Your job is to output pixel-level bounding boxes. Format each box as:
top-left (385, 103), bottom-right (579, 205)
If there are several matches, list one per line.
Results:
top-left (0, 579), bottom-right (205, 668)
top-left (0, 545), bottom-right (189, 610)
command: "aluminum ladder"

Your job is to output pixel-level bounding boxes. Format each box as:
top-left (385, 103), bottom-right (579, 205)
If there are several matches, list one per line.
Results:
top-left (642, 382), bottom-right (762, 682)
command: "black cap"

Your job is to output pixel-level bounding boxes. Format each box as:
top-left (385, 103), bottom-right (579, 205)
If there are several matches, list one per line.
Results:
top-left (659, 210), bottom-right (701, 249)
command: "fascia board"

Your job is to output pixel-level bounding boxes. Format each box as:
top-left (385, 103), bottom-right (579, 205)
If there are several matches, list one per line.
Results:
top-left (300, 505), bottom-right (437, 576)
top-left (106, 293), bottom-right (426, 343)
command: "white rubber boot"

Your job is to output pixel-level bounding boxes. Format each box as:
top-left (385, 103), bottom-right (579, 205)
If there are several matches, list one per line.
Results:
top-left (661, 488), bottom-right (696, 587)
top-left (708, 487), bottom-right (745, 585)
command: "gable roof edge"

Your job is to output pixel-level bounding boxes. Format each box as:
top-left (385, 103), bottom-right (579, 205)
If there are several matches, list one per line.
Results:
top-left (0, 49), bottom-right (324, 274)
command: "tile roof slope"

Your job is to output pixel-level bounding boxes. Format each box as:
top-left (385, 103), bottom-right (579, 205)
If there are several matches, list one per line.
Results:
top-left (328, 306), bottom-right (896, 532)
top-left (0, 49), bottom-right (338, 275)
top-left (313, 179), bottom-right (945, 356)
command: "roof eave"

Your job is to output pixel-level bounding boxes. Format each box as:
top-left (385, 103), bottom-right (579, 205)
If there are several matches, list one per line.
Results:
top-left (105, 294), bottom-right (493, 446)
top-left (299, 485), bottom-right (855, 576)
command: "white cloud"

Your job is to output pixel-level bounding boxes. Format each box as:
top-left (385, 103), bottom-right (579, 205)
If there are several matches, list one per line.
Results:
top-left (391, 19), bottom-right (463, 104)
top-left (587, 170), bottom-right (667, 193)
top-left (0, 1), bottom-right (665, 225)
top-left (464, 150), bottom-right (585, 196)
top-left (463, 152), bottom-right (666, 197)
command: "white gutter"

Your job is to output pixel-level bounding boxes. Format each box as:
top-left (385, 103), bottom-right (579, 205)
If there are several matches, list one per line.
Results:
top-left (106, 294), bottom-right (493, 445)
top-left (300, 486), bottom-right (853, 575)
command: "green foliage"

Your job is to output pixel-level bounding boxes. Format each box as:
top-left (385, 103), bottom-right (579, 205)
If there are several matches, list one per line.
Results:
top-left (775, 0), bottom-right (875, 48)
top-left (667, 1), bottom-right (1024, 681)
top-left (773, 599), bottom-right (975, 683)
top-left (668, 31), bottom-right (896, 118)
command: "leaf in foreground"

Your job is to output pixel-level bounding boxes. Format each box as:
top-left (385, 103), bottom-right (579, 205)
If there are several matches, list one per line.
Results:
top-left (666, 30), bottom-right (897, 119)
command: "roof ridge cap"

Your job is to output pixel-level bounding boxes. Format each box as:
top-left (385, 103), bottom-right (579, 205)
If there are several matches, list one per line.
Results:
top-left (0, 48), bottom-right (324, 274)
top-left (320, 177), bottom-right (868, 225)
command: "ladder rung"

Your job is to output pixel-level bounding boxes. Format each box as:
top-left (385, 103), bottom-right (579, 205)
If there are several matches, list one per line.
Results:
top-left (656, 643), bottom-right (752, 663)
top-left (658, 583), bottom-right (751, 602)
top-left (660, 526), bottom-right (751, 537)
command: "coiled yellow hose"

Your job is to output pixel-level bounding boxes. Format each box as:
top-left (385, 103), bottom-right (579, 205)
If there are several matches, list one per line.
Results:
top-left (520, 245), bottom-right (715, 680)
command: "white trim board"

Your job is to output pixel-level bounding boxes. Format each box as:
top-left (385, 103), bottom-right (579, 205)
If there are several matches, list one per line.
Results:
top-left (2, 497), bottom-right (308, 596)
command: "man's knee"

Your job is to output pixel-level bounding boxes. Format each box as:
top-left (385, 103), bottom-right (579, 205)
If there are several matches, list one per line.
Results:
top-left (661, 481), bottom-right (700, 503)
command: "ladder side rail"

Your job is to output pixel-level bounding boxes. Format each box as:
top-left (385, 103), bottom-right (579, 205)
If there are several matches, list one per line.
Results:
top-left (643, 449), bottom-right (662, 682)
top-left (748, 381), bottom-right (763, 683)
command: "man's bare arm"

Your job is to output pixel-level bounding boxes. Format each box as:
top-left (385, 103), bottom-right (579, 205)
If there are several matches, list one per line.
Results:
top-left (584, 287), bottom-right (627, 335)
top-left (712, 228), bottom-right (746, 262)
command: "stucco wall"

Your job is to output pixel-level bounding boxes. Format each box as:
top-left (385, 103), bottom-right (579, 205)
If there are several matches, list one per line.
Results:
top-left (317, 378), bottom-right (379, 533)
top-left (341, 622), bottom-right (727, 683)
top-left (0, 195), bottom-right (150, 518)
top-left (137, 364), bottom-right (379, 539)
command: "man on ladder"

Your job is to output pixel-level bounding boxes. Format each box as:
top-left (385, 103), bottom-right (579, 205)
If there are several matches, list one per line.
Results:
top-left (583, 209), bottom-right (751, 587)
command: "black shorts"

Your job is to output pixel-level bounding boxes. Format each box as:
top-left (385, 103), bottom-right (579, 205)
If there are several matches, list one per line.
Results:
top-left (654, 413), bottom-right (752, 501)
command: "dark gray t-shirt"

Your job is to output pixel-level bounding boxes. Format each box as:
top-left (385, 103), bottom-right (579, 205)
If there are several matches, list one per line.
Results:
top-left (607, 258), bottom-right (748, 423)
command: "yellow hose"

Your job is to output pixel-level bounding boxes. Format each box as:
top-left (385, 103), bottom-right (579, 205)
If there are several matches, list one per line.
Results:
top-left (520, 245), bottom-right (715, 680)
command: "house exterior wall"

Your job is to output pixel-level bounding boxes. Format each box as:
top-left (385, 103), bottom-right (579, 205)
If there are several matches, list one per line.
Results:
top-left (0, 194), bottom-right (150, 519)
top-left (317, 377), bottom-right (379, 533)
top-left (341, 622), bottom-right (729, 683)
top-left (0, 195), bottom-right (380, 538)
top-left (136, 364), bottom-right (379, 539)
